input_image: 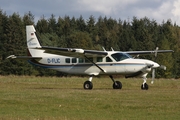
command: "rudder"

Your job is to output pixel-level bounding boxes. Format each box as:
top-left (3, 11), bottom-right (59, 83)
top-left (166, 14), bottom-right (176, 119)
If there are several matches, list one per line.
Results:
top-left (26, 25), bottom-right (41, 48)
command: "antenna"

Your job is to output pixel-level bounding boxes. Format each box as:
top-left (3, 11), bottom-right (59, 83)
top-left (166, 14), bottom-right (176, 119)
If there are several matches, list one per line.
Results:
top-left (102, 47), bottom-right (106, 51)
top-left (111, 47), bottom-right (114, 51)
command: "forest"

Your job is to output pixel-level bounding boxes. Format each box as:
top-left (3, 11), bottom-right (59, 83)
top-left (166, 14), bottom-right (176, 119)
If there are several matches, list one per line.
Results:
top-left (0, 10), bottom-right (180, 78)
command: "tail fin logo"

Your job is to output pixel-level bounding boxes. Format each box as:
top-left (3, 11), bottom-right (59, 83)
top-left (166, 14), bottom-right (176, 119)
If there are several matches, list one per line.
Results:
top-left (27, 38), bottom-right (37, 46)
top-left (26, 25), bottom-right (41, 48)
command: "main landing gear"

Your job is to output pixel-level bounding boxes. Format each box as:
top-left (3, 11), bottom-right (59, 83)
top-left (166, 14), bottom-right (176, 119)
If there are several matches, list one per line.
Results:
top-left (83, 76), bottom-right (93, 90)
top-left (83, 75), bottom-right (122, 90)
top-left (109, 75), bottom-right (122, 89)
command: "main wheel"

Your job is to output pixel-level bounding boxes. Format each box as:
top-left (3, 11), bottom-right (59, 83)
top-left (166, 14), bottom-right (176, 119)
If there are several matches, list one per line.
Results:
top-left (83, 81), bottom-right (93, 90)
top-left (141, 83), bottom-right (148, 90)
top-left (113, 81), bottom-right (122, 89)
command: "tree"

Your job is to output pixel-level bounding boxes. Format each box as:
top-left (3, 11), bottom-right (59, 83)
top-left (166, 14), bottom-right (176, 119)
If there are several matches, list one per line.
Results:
top-left (96, 16), bottom-right (109, 49)
top-left (48, 14), bottom-right (57, 33)
top-left (86, 15), bottom-right (99, 49)
top-left (67, 31), bottom-right (93, 49)
top-left (118, 20), bottom-right (137, 51)
top-left (76, 15), bottom-right (86, 32)
top-left (23, 11), bottom-right (34, 25)
top-left (36, 15), bottom-right (48, 33)
top-left (1, 13), bottom-right (28, 75)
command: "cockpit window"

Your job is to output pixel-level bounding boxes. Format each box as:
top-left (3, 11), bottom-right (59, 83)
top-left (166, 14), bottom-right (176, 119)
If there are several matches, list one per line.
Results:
top-left (111, 53), bottom-right (132, 62)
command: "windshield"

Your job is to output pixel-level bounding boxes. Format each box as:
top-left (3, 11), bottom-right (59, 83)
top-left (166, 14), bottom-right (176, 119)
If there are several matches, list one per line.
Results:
top-left (111, 53), bottom-right (132, 62)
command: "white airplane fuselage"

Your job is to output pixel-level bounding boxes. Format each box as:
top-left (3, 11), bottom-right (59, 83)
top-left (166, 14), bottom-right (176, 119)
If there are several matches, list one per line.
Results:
top-left (28, 48), bottom-right (159, 76)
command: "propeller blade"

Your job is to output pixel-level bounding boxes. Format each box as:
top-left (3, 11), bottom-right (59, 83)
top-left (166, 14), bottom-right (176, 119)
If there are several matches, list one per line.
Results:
top-left (151, 69), bottom-right (155, 84)
top-left (160, 65), bottom-right (166, 70)
top-left (155, 47), bottom-right (159, 57)
top-left (151, 47), bottom-right (159, 84)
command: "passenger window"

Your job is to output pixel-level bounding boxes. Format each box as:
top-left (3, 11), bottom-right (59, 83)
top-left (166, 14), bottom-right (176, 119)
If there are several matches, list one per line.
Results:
top-left (72, 58), bottom-right (77, 63)
top-left (79, 58), bottom-right (84, 63)
top-left (85, 57), bottom-right (93, 63)
top-left (65, 58), bottom-right (70, 63)
top-left (97, 57), bottom-right (102, 62)
top-left (106, 57), bottom-right (112, 62)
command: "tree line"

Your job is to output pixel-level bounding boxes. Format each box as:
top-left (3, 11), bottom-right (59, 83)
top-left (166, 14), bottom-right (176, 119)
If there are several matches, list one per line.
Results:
top-left (0, 10), bottom-right (180, 78)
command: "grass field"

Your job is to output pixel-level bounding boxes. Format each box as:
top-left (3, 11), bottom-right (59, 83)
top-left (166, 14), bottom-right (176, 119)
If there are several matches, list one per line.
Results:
top-left (0, 76), bottom-right (180, 120)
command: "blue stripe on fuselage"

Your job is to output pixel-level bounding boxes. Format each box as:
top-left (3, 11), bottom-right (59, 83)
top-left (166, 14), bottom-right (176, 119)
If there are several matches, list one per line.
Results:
top-left (28, 60), bottom-right (145, 69)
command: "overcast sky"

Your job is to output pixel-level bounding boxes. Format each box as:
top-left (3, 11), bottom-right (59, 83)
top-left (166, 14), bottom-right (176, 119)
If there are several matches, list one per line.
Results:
top-left (0, 0), bottom-right (180, 25)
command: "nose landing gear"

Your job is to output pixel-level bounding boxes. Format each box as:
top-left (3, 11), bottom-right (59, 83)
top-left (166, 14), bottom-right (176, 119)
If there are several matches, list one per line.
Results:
top-left (141, 73), bottom-right (149, 90)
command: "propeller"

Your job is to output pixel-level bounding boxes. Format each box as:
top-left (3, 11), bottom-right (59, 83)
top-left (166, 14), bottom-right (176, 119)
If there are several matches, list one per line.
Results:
top-left (151, 47), bottom-right (167, 84)
top-left (151, 47), bottom-right (158, 84)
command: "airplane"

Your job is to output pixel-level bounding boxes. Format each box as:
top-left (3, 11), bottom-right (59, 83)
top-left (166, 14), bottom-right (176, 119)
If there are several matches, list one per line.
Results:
top-left (7, 25), bottom-right (173, 90)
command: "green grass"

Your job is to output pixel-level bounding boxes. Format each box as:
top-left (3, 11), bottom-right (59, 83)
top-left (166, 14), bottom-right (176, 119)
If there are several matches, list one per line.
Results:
top-left (0, 76), bottom-right (180, 120)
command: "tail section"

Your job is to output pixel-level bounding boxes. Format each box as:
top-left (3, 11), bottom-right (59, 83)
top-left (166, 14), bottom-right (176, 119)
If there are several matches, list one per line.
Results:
top-left (6, 25), bottom-right (43, 59)
top-left (26, 25), bottom-right (41, 48)
top-left (26, 25), bottom-right (43, 57)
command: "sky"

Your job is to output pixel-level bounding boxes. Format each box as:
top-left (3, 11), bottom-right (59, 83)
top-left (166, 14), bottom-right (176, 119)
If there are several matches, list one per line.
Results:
top-left (0, 0), bottom-right (180, 25)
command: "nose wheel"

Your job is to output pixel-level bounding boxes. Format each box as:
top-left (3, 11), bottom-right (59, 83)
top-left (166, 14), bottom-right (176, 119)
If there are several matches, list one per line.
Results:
top-left (141, 83), bottom-right (148, 90)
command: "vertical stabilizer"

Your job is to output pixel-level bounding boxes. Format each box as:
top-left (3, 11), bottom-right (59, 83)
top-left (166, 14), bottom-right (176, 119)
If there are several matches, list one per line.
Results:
top-left (26, 25), bottom-right (44, 57)
top-left (26, 25), bottom-right (41, 48)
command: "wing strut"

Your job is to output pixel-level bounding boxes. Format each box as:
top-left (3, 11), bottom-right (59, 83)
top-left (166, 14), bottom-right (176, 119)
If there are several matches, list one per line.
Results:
top-left (84, 55), bottom-right (106, 73)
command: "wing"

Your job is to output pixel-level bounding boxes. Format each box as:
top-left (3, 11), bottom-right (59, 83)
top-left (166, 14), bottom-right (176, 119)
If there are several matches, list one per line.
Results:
top-left (40, 46), bottom-right (108, 58)
top-left (124, 50), bottom-right (173, 55)
top-left (37, 46), bottom-right (173, 57)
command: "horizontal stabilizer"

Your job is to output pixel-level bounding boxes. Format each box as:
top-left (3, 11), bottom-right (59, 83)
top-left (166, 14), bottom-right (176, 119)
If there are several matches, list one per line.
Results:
top-left (6, 55), bottom-right (42, 60)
